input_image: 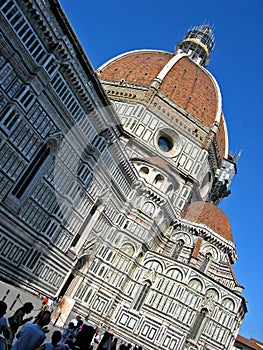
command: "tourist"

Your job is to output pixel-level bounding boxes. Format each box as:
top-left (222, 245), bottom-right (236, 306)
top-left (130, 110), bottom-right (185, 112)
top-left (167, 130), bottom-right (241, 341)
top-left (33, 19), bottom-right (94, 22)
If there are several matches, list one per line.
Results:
top-left (58, 322), bottom-right (75, 346)
top-left (74, 323), bottom-right (95, 349)
top-left (35, 330), bottom-right (62, 350)
top-left (7, 301), bottom-right (34, 349)
top-left (47, 298), bottom-right (54, 312)
top-left (110, 337), bottom-right (118, 350)
top-left (97, 331), bottom-right (113, 350)
top-left (72, 319), bottom-right (83, 344)
top-left (11, 310), bottom-right (51, 350)
top-left (119, 343), bottom-right (127, 350)
top-left (89, 326), bottom-right (100, 349)
top-left (0, 301), bottom-right (10, 350)
top-left (41, 297), bottom-right (49, 311)
top-left (70, 315), bottom-right (81, 327)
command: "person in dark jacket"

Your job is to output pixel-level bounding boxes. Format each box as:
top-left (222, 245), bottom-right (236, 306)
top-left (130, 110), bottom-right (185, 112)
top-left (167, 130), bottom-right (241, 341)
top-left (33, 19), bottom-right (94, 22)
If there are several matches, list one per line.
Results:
top-left (74, 324), bottom-right (95, 350)
top-left (97, 331), bottom-right (113, 350)
top-left (110, 337), bottom-right (118, 350)
top-left (0, 300), bottom-right (10, 350)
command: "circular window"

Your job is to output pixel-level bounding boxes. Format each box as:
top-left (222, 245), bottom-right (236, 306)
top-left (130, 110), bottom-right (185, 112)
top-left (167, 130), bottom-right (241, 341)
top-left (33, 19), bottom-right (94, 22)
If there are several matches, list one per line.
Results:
top-left (158, 136), bottom-right (173, 152)
top-left (154, 128), bottom-right (182, 157)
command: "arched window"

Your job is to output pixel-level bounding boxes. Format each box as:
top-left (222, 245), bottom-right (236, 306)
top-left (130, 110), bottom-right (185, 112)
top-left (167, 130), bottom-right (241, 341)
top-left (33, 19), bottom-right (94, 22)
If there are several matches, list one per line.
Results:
top-left (91, 134), bottom-right (107, 153)
top-left (189, 279), bottom-right (203, 293)
top-left (205, 289), bottom-right (219, 302)
top-left (141, 201), bottom-right (155, 216)
top-left (153, 174), bottom-right (164, 189)
top-left (133, 281), bottom-right (151, 311)
top-left (222, 298), bottom-right (235, 311)
top-left (144, 260), bottom-right (163, 273)
top-left (166, 268), bottom-right (183, 282)
top-left (0, 105), bottom-right (20, 133)
top-left (84, 289), bottom-right (93, 303)
top-left (98, 266), bottom-right (106, 277)
top-left (77, 162), bottom-right (93, 187)
top-left (121, 243), bottom-right (135, 256)
top-left (139, 166), bottom-right (149, 177)
top-left (188, 308), bottom-right (208, 340)
top-left (106, 251), bottom-right (114, 262)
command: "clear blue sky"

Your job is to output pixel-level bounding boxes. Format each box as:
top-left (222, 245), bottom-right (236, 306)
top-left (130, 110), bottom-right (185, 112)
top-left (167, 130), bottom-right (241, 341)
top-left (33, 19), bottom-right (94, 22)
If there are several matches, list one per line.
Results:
top-left (59, 0), bottom-right (263, 340)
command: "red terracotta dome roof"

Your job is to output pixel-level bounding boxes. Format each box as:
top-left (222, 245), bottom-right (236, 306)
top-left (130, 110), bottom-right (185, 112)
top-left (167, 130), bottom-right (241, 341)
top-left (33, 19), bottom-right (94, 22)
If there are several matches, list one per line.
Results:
top-left (99, 51), bottom-right (172, 87)
top-left (182, 201), bottom-right (233, 242)
top-left (98, 50), bottom-right (222, 129)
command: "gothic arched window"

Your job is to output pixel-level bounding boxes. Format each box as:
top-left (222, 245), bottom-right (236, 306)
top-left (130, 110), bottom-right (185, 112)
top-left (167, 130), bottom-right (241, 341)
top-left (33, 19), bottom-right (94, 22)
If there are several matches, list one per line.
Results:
top-left (84, 289), bottom-right (93, 303)
top-left (188, 308), bottom-right (208, 340)
top-left (0, 105), bottom-right (20, 133)
top-left (106, 251), bottom-right (114, 262)
top-left (133, 281), bottom-right (151, 311)
top-left (98, 266), bottom-right (107, 277)
top-left (91, 134), bottom-right (107, 153)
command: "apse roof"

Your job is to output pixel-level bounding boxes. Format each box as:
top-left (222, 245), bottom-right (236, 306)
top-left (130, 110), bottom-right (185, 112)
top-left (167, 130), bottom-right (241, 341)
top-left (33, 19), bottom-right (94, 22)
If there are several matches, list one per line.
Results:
top-left (182, 201), bottom-right (233, 242)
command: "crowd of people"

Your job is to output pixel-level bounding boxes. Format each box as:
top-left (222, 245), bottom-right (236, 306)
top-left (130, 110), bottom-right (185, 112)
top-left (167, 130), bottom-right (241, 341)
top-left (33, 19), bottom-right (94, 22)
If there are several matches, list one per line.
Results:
top-left (0, 298), bottom-right (144, 350)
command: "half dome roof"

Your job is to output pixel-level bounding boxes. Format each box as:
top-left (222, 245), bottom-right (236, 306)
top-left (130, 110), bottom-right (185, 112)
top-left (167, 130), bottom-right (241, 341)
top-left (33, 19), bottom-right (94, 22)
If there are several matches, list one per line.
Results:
top-left (182, 201), bottom-right (233, 242)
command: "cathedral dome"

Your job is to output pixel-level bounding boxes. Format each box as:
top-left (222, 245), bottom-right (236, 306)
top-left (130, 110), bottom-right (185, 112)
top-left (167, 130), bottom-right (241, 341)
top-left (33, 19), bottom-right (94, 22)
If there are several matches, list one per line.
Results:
top-left (98, 50), bottom-right (220, 127)
top-left (182, 201), bottom-right (233, 242)
top-left (98, 49), bottom-right (227, 159)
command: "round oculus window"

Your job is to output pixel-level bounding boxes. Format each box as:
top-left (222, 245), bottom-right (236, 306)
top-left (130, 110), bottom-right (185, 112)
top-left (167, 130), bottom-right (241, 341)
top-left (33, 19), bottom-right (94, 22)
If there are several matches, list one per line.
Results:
top-left (158, 136), bottom-right (173, 152)
top-left (154, 128), bottom-right (182, 157)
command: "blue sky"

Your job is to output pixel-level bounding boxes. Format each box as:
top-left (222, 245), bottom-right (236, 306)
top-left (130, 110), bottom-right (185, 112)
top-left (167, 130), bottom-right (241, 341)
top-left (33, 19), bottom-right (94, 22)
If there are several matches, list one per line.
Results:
top-left (59, 0), bottom-right (263, 340)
